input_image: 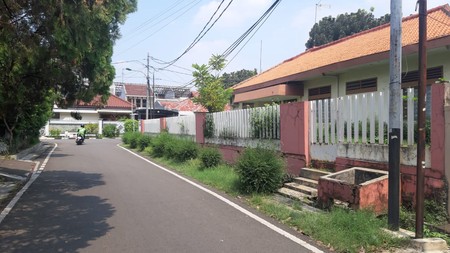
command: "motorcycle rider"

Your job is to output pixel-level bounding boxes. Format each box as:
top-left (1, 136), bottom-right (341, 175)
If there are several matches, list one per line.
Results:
top-left (77, 124), bottom-right (86, 140)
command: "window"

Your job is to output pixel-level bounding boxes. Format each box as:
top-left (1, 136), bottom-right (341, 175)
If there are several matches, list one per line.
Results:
top-left (346, 78), bottom-right (377, 95)
top-left (401, 66), bottom-right (443, 88)
top-left (136, 99), bottom-right (141, 108)
top-left (309, 86), bottom-right (331, 100)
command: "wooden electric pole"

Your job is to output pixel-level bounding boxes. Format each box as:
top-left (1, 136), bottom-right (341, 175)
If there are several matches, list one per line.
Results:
top-left (416, 0), bottom-right (427, 239)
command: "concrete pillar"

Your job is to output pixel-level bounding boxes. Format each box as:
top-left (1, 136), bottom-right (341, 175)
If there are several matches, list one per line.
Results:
top-left (160, 118), bottom-right (167, 133)
top-left (98, 120), bottom-right (103, 135)
top-left (195, 112), bottom-right (206, 144)
top-left (280, 102), bottom-right (310, 175)
top-left (431, 84), bottom-right (446, 178)
top-left (44, 121), bottom-right (50, 136)
top-left (443, 82), bottom-right (450, 217)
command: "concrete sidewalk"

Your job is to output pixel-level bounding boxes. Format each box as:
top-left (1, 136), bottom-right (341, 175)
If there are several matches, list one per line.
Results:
top-left (0, 142), bottom-right (53, 203)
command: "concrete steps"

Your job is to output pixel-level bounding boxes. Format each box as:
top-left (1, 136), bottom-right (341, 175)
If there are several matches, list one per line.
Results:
top-left (277, 167), bottom-right (331, 204)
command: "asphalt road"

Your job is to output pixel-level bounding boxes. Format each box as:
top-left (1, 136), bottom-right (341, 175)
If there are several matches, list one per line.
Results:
top-left (0, 139), bottom-right (327, 253)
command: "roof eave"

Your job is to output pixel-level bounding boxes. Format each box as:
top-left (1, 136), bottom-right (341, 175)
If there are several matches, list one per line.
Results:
top-left (233, 35), bottom-right (450, 95)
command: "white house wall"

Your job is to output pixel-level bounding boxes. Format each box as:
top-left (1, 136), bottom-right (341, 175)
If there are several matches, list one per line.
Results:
top-left (59, 111), bottom-right (100, 121)
top-left (300, 48), bottom-right (450, 102)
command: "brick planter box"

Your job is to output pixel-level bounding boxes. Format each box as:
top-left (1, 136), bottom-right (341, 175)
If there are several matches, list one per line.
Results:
top-left (318, 167), bottom-right (389, 214)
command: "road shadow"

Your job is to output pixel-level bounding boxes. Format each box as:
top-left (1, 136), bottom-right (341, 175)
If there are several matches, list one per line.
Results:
top-left (0, 170), bottom-right (115, 253)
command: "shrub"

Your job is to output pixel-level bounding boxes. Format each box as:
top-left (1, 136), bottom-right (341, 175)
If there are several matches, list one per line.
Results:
top-left (49, 129), bottom-right (61, 137)
top-left (129, 132), bottom-right (142, 149)
top-left (138, 134), bottom-right (152, 151)
top-left (200, 147), bottom-right (222, 168)
top-left (85, 123), bottom-right (98, 135)
top-left (236, 147), bottom-right (284, 194)
top-left (103, 124), bottom-right (117, 138)
top-left (151, 133), bottom-right (175, 157)
top-left (172, 138), bottom-right (198, 162)
top-left (124, 119), bottom-right (139, 133)
top-left (122, 132), bottom-right (133, 144)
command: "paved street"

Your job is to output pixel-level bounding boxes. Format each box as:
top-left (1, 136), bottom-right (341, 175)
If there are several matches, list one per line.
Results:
top-left (0, 139), bottom-right (327, 253)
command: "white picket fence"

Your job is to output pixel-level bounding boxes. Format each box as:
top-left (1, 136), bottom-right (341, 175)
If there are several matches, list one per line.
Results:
top-left (310, 88), bottom-right (416, 145)
top-left (143, 118), bottom-right (160, 134)
top-left (210, 105), bottom-right (280, 140)
top-left (165, 115), bottom-right (196, 136)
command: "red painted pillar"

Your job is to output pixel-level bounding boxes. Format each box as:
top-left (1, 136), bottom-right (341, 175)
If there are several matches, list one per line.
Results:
top-left (431, 84), bottom-right (446, 178)
top-left (140, 120), bottom-right (145, 133)
top-left (280, 102), bottom-right (310, 175)
top-left (160, 118), bottom-right (167, 133)
top-left (195, 112), bottom-right (206, 144)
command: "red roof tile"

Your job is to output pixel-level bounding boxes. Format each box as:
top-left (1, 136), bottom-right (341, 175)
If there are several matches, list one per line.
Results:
top-left (77, 94), bottom-right (132, 109)
top-left (159, 98), bottom-right (231, 112)
top-left (233, 4), bottom-right (450, 92)
top-left (124, 83), bottom-right (148, 96)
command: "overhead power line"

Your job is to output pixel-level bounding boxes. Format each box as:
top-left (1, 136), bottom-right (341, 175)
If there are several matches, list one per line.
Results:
top-left (117, 0), bottom-right (203, 56)
top-left (222, 0), bottom-right (282, 69)
top-left (158, 0), bottom-right (235, 69)
top-left (221, 0), bottom-right (282, 60)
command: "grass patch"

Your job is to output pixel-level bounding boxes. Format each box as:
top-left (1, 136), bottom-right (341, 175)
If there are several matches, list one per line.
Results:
top-left (123, 137), bottom-right (411, 253)
top-left (248, 196), bottom-right (408, 253)
top-left (150, 156), bottom-right (240, 196)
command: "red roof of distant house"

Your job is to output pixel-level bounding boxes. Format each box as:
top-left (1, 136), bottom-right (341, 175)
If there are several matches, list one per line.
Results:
top-left (159, 98), bottom-right (231, 112)
top-left (77, 94), bottom-right (132, 109)
top-left (124, 83), bottom-right (148, 96)
top-left (159, 98), bottom-right (207, 112)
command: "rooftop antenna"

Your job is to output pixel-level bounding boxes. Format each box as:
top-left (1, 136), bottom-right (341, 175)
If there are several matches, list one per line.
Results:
top-left (314, 1), bottom-right (331, 24)
top-left (314, 1), bottom-right (331, 47)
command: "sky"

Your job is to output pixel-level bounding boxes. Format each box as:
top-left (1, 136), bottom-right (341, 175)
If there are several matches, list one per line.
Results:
top-left (112, 0), bottom-right (449, 88)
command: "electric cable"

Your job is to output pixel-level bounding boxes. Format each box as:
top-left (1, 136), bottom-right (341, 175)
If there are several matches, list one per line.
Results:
top-left (157, 0), bottom-right (235, 68)
top-left (117, 0), bottom-right (203, 56)
top-left (223, 0), bottom-right (282, 69)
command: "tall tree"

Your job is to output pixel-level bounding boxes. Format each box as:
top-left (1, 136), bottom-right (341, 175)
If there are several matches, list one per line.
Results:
top-left (306, 8), bottom-right (390, 49)
top-left (222, 69), bottom-right (258, 89)
top-left (0, 0), bottom-right (136, 150)
top-left (192, 55), bottom-right (233, 113)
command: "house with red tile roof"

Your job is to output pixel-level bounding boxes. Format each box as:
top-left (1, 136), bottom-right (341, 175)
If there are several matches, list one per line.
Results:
top-left (45, 94), bottom-right (132, 137)
top-left (116, 83), bottom-right (191, 110)
top-left (232, 4), bottom-right (450, 107)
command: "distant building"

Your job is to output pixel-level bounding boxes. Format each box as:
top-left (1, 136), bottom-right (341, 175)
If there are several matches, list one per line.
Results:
top-left (45, 94), bottom-right (132, 137)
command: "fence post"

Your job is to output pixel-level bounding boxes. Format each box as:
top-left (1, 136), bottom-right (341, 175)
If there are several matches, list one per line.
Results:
top-left (98, 120), bottom-right (103, 135)
top-left (442, 82), bottom-right (450, 217)
top-left (280, 102), bottom-right (310, 175)
top-left (160, 118), bottom-right (166, 133)
top-left (431, 83), bottom-right (447, 178)
top-left (195, 112), bottom-right (206, 144)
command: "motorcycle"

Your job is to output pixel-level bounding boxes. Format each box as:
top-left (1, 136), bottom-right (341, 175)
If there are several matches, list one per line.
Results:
top-left (75, 134), bottom-right (85, 145)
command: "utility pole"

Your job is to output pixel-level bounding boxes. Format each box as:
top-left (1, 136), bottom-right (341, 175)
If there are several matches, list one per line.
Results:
top-left (146, 53), bottom-right (150, 120)
top-left (152, 71), bottom-right (155, 119)
top-left (416, 0), bottom-right (427, 239)
top-left (388, 0), bottom-right (402, 231)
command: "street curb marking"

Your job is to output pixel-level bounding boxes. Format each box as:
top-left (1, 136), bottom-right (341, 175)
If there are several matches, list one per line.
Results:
top-left (118, 145), bottom-right (324, 253)
top-left (0, 143), bottom-right (57, 225)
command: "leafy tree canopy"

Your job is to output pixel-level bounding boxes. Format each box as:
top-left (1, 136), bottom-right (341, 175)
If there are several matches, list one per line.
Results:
top-left (0, 0), bottom-right (136, 150)
top-left (192, 55), bottom-right (233, 113)
top-left (305, 8), bottom-right (390, 49)
top-left (222, 69), bottom-right (258, 89)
